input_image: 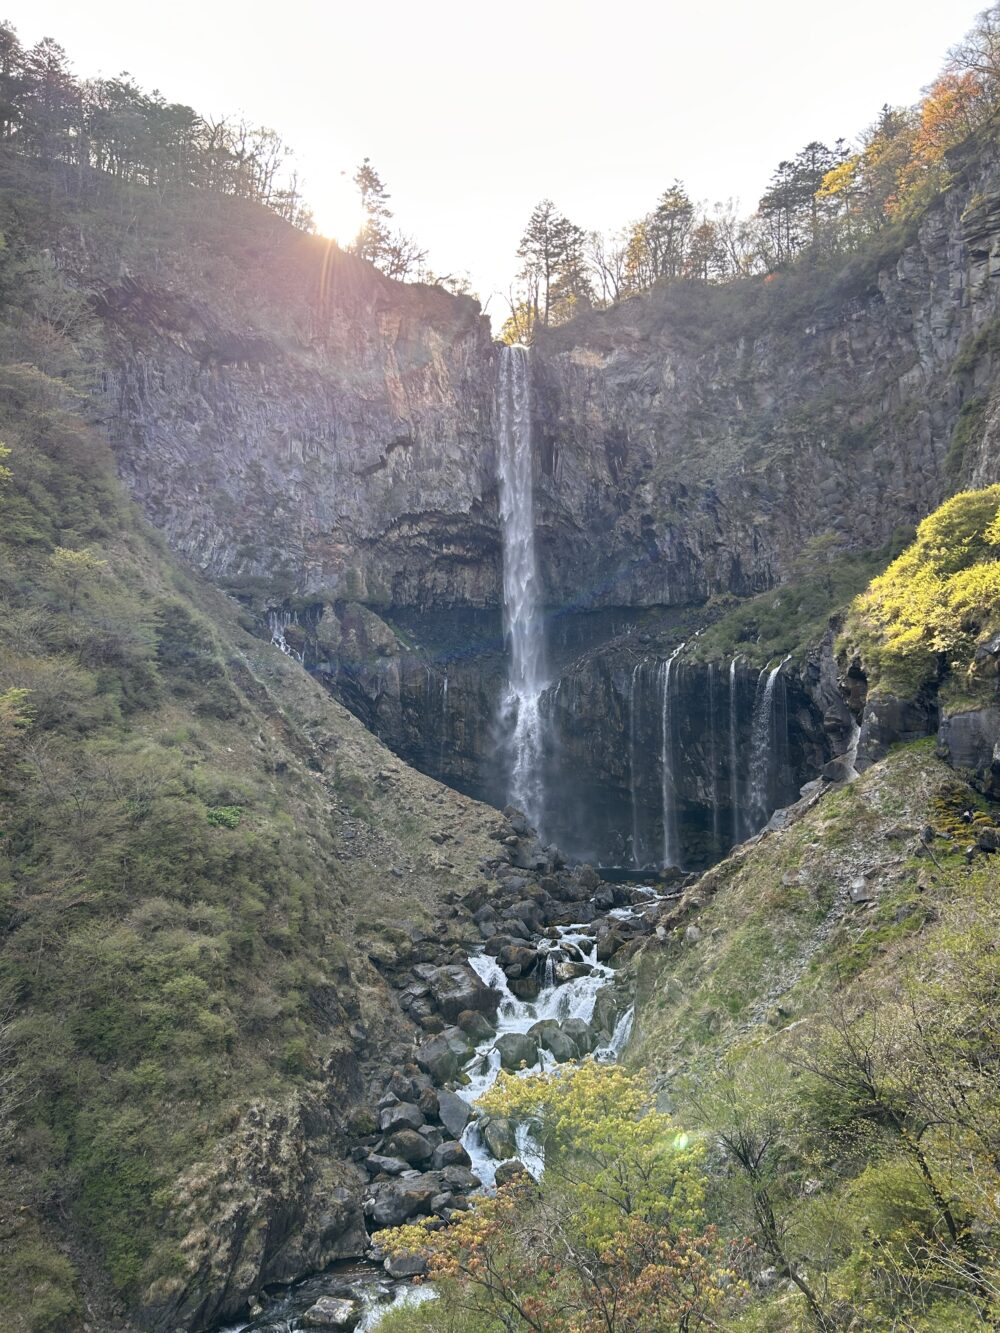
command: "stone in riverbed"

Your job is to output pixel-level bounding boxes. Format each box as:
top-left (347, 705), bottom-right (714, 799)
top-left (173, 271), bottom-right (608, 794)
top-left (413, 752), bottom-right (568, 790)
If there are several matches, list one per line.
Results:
top-left (301, 1296), bottom-right (361, 1328)
top-left (378, 1102), bottom-right (424, 1134)
top-left (457, 1009), bottom-right (495, 1041)
top-left (384, 1251), bottom-right (428, 1279)
top-left (498, 944), bottom-right (539, 978)
top-left (432, 1139), bottom-right (472, 1169)
top-left (494, 1159), bottom-right (532, 1187)
top-left (439, 1164), bottom-right (481, 1192)
top-left (424, 963), bottom-right (501, 1021)
top-left (365, 1177), bottom-right (438, 1227)
top-left (436, 1088), bottom-right (472, 1138)
top-left (384, 1129), bottom-right (434, 1164)
top-left (415, 1027), bottom-right (472, 1082)
top-left (480, 1116), bottom-right (517, 1160)
top-left (591, 987), bottom-right (622, 1039)
top-left (496, 1031), bottom-right (538, 1070)
top-left (561, 1017), bottom-right (595, 1054)
top-left (528, 1019), bottom-right (579, 1064)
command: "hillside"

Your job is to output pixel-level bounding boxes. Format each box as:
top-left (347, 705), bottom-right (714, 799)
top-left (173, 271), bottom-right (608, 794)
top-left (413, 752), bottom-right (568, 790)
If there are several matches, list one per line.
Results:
top-left (0, 247), bottom-right (508, 1330)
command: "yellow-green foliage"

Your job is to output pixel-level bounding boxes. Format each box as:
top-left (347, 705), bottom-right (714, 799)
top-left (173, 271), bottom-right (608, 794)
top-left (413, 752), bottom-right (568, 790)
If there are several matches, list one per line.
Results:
top-left (841, 485), bottom-right (1000, 697)
top-left (480, 1060), bottom-right (706, 1239)
top-left (378, 1064), bottom-right (743, 1333)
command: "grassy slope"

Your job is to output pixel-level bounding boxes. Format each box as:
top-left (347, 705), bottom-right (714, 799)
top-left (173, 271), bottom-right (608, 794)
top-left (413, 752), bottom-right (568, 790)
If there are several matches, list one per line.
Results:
top-left (632, 741), bottom-right (998, 1328)
top-left (0, 279), bottom-right (499, 1329)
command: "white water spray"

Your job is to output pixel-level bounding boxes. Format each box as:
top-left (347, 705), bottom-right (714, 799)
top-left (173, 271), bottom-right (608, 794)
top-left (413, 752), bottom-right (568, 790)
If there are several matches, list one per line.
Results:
top-left (660, 642), bottom-right (685, 868)
top-left (496, 346), bottom-right (547, 830)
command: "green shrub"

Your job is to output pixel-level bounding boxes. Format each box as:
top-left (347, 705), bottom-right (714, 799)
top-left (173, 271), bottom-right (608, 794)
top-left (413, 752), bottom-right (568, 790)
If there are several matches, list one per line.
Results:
top-left (840, 485), bottom-right (1000, 697)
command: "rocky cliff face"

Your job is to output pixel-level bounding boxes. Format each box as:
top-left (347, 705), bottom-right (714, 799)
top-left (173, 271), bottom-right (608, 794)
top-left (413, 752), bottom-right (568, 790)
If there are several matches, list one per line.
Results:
top-left (88, 141), bottom-right (1000, 861)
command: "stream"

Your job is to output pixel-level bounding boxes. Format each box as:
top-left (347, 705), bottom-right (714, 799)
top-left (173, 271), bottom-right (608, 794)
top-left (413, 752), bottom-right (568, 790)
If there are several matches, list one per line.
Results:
top-left (220, 886), bottom-right (661, 1332)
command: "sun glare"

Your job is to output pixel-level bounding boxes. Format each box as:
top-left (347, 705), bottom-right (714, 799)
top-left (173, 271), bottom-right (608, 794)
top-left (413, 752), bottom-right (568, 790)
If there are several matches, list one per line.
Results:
top-left (312, 173), bottom-right (366, 246)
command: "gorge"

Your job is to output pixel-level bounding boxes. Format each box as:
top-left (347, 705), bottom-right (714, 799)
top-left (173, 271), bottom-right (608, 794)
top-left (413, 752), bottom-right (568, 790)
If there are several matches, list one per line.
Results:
top-left (1, 15), bottom-right (1000, 1331)
top-left (79, 126), bottom-right (1000, 874)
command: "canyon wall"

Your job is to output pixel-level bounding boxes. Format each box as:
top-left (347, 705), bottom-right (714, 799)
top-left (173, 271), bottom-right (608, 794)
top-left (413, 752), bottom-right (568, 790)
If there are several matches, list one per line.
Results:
top-left (91, 139), bottom-right (1000, 861)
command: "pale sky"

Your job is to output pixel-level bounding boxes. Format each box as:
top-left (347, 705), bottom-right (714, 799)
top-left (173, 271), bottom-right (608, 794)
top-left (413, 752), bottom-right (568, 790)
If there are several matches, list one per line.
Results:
top-left (9, 0), bottom-right (987, 318)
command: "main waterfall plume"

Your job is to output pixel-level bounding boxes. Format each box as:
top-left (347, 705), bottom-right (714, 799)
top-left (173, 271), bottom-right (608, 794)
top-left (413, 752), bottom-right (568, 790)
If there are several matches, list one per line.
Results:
top-left (496, 344), bottom-right (547, 830)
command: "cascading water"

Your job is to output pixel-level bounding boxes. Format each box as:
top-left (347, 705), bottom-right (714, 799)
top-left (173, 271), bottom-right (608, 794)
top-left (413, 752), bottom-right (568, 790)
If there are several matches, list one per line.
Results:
top-left (458, 892), bottom-right (658, 1189)
top-left (660, 643), bottom-right (684, 869)
top-left (224, 888), bottom-right (661, 1333)
top-left (268, 609), bottom-right (303, 662)
top-left (707, 661), bottom-right (721, 853)
top-left (496, 345), bottom-right (547, 831)
top-left (748, 657), bottom-right (790, 829)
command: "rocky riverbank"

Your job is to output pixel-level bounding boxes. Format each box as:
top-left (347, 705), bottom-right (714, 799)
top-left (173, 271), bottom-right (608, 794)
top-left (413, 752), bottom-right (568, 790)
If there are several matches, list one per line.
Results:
top-left (218, 816), bottom-right (666, 1332)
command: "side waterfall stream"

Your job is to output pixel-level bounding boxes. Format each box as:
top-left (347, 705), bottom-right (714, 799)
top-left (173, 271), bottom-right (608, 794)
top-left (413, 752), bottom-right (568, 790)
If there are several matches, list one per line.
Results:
top-left (220, 887), bottom-right (661, 1332)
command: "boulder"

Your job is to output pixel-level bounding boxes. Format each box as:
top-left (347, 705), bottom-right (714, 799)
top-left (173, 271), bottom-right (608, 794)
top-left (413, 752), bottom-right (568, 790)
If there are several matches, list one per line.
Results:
top-left (436, 1088), bottom-right (472, 1139)
top-left (378, 1102), bottom-right (424, 1134)
top-left (364, 1154), bottom-right (410, 1176)
top-left (496, 1031), bottom-right (539, 1070)
top-left (591, 988), bottom-right (621, 1039)
top-left (383, 1251), bottom-right (428, 1279)
top-left (457, 1009), bottom-right (495, 1041)
top-left (498, 944), bottom-right (539, 978)
top-left (365, 1178), bottom-right (438, 1227)
top-left (432, 1140), bottom-right (472, 1170)
top-left (384, 1129), bottom-right (433, 1164)
top-left (415, 1027), bottom-right (472, 1083)
top-left (301, 1297), bottom-right (361, 1329)
top-left (505, 899), bottom-right (545, 932)
top-left (480, 1116), bottom-right (517, 1161)
top-left (424, 964), bottom-right (500, 1022)
top-left (494, 1159), bottom-right (532, 1187)
top-left (561, 1018), bottom-right (595, 1054)
top-left (439, 1164), bottom-right (481, 1192)
top-left (575, 864), bottom-right (600, 892)
top-left (529, 1019), bottom-right (579, 1064)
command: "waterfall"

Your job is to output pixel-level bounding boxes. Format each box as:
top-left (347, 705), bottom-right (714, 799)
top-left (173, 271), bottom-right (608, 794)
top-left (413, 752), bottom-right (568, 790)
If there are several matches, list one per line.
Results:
top-left (660, 643), bottom-right (684, 869)
top-left (268, 609), bottom-right (302, 662)
top-left (628, 661), bottom-right (643, 868)
top-left (439, 669), bottom-right (449, 769)
top-left (748, 657), bottom-right (789, 829)
top-left (729, 657), bottom-right (741, 844)
top-left (496, 345), bottom-right (547, 831)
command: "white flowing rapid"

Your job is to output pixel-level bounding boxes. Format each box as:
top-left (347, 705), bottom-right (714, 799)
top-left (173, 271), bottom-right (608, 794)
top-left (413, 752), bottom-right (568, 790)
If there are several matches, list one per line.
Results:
top-left (496, 345), bottom-right (547, 830)
top-left (456, 896), bottom-right (656, 1188)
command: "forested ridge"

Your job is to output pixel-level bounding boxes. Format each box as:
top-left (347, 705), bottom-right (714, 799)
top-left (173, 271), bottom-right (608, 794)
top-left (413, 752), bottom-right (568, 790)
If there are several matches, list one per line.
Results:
top-left (501, 5), bottom-right (1000, 340)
